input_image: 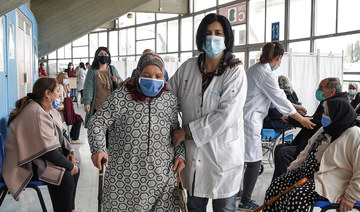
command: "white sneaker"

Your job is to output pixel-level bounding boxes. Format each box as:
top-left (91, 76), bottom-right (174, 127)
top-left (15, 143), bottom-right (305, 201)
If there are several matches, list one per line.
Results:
top-left (71, 139), bottom-right (83, 144)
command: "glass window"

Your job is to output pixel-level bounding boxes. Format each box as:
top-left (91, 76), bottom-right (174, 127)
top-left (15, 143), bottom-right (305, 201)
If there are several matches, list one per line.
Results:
top-left (48, 59), bottom-right (57, 74)
top-left (127, 28), bottom-right (135, 55)
top-left (181, 17), bottom-right (193, 51)
top-left (159, 53), bottom-right (178, 62)
top-left (89, 33), bottom-right (98, 56)
top-left (289, 0), bottom-right (311, 39)
top-left (136, 12), bottom-right (155, 24)
top-left (64, 43), bottom-right (71, 59)
top-left (118, 13), bottom-right (135, 27)
top-left (157, 22), bottom-right (167, 53)
top-left (249, 0), bottom-right (265, 44)
top-left (266, 0), bottom-right (285, 42)
top-left (315, 0), bottom-right (336, 36)
top-left (58, 59), bottom-right (69, 72)
top-left (249, 50), bottom-right (261, 67)
top-left (180, 52), bottom-right (192, 63)
top-left (168, 20), bottom-right (179, 52)
top-left (119, 30), bottom-right (126, 55)
top-left (314, 34), bottom-right (360, 55)
top-left (72, 59), bottom-right (81, 66)
top-left (288, 41), bottom-right (310, 53)
top-left (109, 31), bottom-right (118, 56)
top-left (136, 24), bottom-right (155, 40)
top-left (194, 14), bottom-right (205, 49)
top-left (72, 35), bottom-right (88, 46)
top-left (338, 0), bottom-right (360, 32)
top-left (233, 24), bottom-right (246, 46)
top-left (157, 13), bottom-right (178, 20)
top-left (194, 0), bottom-right (216, 12)
top-left (73, 46), bottom-right (88, 58)
top-left (136, 39), bottom-right (155, 55)
top-left (233, 52), bottom-right (245, 64)
top-left (57, 47), bottom-right (64, 59)
top-left (98, 32), bottom-right (107, 48)
top-left (219, 0), bottom-right (235, 5)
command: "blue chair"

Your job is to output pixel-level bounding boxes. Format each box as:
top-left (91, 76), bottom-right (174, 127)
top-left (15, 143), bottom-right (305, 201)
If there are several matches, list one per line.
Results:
top-left (0, 116), bottom-right (9, 142)
top-left (0, 131), bottom-right (48, 211)
top-left (310, 200), bottom-right (360, 211)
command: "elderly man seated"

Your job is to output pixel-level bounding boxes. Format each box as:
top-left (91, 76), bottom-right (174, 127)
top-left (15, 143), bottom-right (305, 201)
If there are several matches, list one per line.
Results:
top-left (272, 77), bottom-right (346, 181)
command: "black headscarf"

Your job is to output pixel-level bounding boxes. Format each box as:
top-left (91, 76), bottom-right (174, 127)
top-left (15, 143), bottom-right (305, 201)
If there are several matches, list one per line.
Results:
top-left (323, 95), bottom-right (357, 142)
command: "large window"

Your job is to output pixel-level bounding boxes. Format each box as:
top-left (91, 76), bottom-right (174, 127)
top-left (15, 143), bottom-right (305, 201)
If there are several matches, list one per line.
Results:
top-left (45, 0), bottom-right (360, 73)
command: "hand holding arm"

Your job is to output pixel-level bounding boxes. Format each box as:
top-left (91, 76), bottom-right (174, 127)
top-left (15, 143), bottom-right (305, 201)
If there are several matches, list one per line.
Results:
top-left (172, 129), bottom-right (186, 147)
top-left (290, 113), bottom-right (316, 129)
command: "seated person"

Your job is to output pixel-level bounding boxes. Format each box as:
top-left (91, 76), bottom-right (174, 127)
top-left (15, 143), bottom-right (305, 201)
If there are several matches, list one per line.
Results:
top-left (263, 75), bottom-right (300, 130)
top-left (348, 82), bottom-right (360, 110)
top-left (57, 73), bottom-right (83, 143)
top-left (272, 77), bottom-right (346, 181)
top-left (2, 77), bottom-right (80, 212)
top-left (263, 95), bottom-right (360, 212)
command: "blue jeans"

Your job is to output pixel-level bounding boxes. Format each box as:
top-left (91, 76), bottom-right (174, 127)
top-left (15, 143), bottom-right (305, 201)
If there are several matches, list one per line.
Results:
top-left (187, 194), bottom-right (236, 212)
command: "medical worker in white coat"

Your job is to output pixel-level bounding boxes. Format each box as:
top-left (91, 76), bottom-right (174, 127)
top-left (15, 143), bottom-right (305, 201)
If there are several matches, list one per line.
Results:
top-left (171, 13), bottom-right (247, 212)
top-left (237, 42), bottom-right (316, 210)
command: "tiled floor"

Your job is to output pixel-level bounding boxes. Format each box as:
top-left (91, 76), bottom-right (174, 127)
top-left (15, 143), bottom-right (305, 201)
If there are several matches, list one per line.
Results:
top-left (1, 105), bottom-right (325, 212)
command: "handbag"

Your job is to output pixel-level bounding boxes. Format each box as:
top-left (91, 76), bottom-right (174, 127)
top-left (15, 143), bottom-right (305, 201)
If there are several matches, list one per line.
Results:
top-left (109, 65), bottom-right (118, 91)
top-left (176, 171), bottom-right (188, 212)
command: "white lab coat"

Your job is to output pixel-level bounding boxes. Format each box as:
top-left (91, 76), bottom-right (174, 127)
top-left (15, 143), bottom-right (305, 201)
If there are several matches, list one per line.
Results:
top-left (169, 57), bottom-right (247, 199)
top-left (76, 68), bottom-right (87, 91)
top-left (244, 62), bottom-right (296, 162)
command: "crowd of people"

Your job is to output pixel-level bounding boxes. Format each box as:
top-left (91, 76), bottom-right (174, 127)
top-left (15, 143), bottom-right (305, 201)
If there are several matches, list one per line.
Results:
top-left (2, 13), bottom-right (360, 212)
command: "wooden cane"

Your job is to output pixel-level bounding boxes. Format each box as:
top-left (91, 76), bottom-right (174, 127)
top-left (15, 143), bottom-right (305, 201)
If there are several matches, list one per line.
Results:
top-left (98, 158), bottom-right (107, 212)
top-left (253, 177), bottom-right (308, 212)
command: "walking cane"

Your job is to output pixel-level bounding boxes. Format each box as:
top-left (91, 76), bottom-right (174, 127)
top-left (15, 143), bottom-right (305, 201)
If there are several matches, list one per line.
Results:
top-left (253, 177), bottom-right (308, 212)
top-left (98, 158), bottom-right (107, 212)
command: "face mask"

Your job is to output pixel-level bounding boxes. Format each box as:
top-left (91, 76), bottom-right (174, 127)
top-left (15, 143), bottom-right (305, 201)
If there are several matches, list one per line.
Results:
top-left (271, 65), bottom-right (279, 71)
top-left (321, 114), bottom-right (332, 127)
top-left (315, 89), bottom-right (326, 101)
top-left (63, 79), bottom-right (69, 86)
top-left (138, 77), bottom-right (164, 97)
top-left (349, 89), bottom-right (357, 96)
top-left (202, 35), bottom-right (226, 58)
top-left (98, 56), bottom-right (109, 64)
top-left (69, 66), bottom-right (73, 69)
top-left (49, 91), bottom-right (61, 109)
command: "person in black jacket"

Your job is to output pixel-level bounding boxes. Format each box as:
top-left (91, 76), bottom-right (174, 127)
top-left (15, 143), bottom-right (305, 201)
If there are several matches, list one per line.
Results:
top-left (263, 75), bottom-right (301, 130)
top-left (348, 82), bottom-right (360, 110)
top-left (272, 77), bottom-right (344, 181)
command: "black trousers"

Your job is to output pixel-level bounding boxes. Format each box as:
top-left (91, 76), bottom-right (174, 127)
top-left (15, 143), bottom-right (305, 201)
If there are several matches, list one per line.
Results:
top-left (47, 169), bottom-right (80, 212)
top-left (70, 120), bottom-right (81, 140)
top-left (241, 160), bottom-right (262, 204)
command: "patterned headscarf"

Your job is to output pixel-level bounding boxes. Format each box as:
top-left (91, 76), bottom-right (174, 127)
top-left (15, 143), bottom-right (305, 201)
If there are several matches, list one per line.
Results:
top-left (134, 53), bottom-right (165, 79)
top-left (128, 53), bottom-right (168, 102)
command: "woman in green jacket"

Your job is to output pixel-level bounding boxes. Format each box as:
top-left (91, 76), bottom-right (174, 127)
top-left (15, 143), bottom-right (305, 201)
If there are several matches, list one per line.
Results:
top-left (83, 47), bottom-right (123, 128)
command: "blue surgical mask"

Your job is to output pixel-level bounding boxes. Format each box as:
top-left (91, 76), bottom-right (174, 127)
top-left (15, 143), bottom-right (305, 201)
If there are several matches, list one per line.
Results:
top-left (349, 89), bottom-right (357, 96)
top-left (271, 65), bottom-right (279, 71)
top-left (315, 89), bottom-right (326, 101)
top-left (63, 79), bottom-right (69, 86)
top-left (321, 114), bottom-right (332, 127)
top-left (202, 35), bottom-right (226, 58)
top-left (138, 77), bottom-right (164, 97)
top-left (49, 92), bottom-right (61, 109)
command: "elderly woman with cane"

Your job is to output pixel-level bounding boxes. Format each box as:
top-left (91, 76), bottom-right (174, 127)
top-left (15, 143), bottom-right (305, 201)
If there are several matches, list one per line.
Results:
top-left (88, 52), bottom-right (186, 211)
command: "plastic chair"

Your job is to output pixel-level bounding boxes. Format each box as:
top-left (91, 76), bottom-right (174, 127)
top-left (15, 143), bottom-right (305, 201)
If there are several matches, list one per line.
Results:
top-left (309, 200), bottom-right (360, 211)
top-left (0, 132), bottom-right (48, 211)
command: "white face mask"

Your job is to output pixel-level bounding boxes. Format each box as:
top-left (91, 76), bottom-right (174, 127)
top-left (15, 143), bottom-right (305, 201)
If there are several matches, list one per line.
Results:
top-left (69, 66), bottom-right (74, 69)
